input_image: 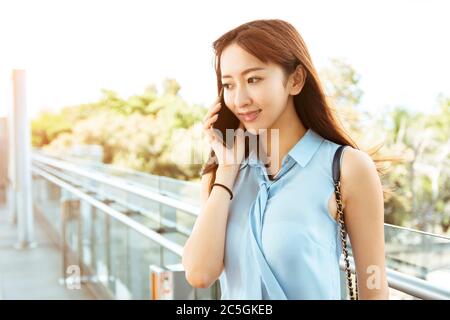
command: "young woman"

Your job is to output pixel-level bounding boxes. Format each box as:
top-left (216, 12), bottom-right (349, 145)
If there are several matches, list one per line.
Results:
top-left (182, 19), bottom-right (390, 300)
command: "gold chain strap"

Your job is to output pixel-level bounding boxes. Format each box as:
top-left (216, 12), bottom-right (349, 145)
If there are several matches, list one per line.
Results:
top-left (334, 180), bottom-right (359, 300)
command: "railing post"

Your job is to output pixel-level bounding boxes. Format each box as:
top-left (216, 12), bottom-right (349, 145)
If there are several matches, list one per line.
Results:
top-left (0, 117), bottom-right (7, 205)
top-left (34, 177), bottom-right (45, 202)
top-left (12, 70), bottom-right (35, 249)
top-left (60, 193), bottom-right (69, 285)
top-left (77, 200), bottom-right (84, 280)
top-left (59, 189), bottom-right (81, 287)
top-left (149, 264), bottom-right (195, 300)
top-left (7, 180), bottom-right (16, 224)
top-left (78, 197), bottom-right (100, 284)
top-left (158, 176), bottom-right (162, 230)
top-left (90, 206), bottom-right (97, 282)
top-left (104, 209), bottom-right (111, 286)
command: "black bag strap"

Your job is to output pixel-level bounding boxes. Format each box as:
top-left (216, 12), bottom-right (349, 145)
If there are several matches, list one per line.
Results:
top-left (332, 145), bottom-right (346, 183)
top-left (332, 145), bottom-right (359, 300)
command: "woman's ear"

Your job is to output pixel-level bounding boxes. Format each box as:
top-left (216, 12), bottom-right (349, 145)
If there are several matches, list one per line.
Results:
top-left (289, 65), bottom-right (306, 95)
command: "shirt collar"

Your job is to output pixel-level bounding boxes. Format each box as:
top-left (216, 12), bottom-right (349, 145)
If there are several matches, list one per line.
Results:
top-left (287, 128), bottom-right (324, 167)
top-left (241, 128), bottom-right (324, 169)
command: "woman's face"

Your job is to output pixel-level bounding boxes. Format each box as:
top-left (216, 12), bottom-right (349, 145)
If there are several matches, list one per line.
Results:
top-left (220, 43), bottom-right (299, 134)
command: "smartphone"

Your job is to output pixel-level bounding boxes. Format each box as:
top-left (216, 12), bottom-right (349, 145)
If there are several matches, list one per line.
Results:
top-left (213, 87), bottom-right (240, 149)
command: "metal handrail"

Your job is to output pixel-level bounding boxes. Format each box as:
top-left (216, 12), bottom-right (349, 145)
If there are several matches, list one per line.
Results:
top-left (35, 150), bottom-right (199, 189)
top-left (32, 165), bottom-right (183, 257)
top-left (341, 256), bottom-right (450, 300)
top-left (385, 223), bottom-right (450, 241)
top-left (32, 161), bottom-right (193, 237)
top-left (32, 154), bottom-right (450, 300)
top-left (387, 268), bottom-right (450, 300)
top-left (32, 153), bottom-right (200, 217)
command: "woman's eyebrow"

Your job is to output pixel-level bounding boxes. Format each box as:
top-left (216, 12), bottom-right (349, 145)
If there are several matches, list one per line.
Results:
top-left (221, 67), bottom-right (266, 79)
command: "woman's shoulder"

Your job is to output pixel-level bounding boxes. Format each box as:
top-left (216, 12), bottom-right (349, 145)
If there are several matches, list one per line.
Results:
top-left (320, 137), bottom-right (375, 182)
top-left (340, 147), bottom-right (379, 204)
top-left (341, 147), bottom-right (377, 178)
top-left (318, 136), bottom-right (370, 165)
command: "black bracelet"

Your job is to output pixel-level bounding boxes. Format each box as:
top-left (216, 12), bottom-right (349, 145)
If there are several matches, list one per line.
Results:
top-left (212, 183), bottom-right (233, 200)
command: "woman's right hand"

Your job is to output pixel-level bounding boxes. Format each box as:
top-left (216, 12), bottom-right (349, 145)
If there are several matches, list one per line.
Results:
top-left (202, 96), bottom-right (246, 171)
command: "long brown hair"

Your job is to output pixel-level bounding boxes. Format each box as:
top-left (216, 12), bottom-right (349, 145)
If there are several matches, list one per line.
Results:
top-left (201, 19), bottom-right (396, 198)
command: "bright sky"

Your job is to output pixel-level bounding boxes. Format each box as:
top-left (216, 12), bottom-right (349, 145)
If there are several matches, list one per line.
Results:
top-left (0, 0), bottom-right (449, 119)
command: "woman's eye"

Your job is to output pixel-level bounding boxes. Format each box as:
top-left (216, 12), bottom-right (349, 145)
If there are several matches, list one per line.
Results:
top-left (222, 77), bottom-right (261, 90)
top-left (248, 77), bottom-right (261, 84)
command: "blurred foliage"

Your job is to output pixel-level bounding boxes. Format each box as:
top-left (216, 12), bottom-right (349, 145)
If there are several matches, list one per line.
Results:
top-left (381, 97), bottom-right (450, 233)
top-left (32, 78), bottom-right (208, 181)
top-left (320, 60), bottom-right (449, 234)
top-left (32, 67), bottom-right (449, 235)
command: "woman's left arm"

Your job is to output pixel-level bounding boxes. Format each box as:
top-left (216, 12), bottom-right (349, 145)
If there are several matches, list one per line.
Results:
top-left (341, 148), bottom-right (390, 300)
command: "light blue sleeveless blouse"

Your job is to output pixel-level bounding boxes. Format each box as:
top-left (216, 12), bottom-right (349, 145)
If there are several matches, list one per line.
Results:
top-left (219, 128), bottom-right (345, 300)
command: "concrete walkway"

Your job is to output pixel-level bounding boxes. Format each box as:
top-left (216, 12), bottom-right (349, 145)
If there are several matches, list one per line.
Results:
top-left (0, 204), bottom-right (94, 299)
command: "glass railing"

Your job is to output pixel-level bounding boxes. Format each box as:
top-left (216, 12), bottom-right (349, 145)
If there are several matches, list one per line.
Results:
top-left (384, 224), bottom-right (450, 290)
top-left (31, 152), bottom-right (450, 300)
top-left (31, 169), bottom-right (216, 299)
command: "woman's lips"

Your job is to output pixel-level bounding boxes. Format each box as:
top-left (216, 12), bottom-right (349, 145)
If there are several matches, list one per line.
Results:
top-left (239, 110), bottom-right (261, 122)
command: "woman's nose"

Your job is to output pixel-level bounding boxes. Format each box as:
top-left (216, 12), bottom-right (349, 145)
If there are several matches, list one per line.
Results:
top-left (233, 88), bottom-right (252, 109)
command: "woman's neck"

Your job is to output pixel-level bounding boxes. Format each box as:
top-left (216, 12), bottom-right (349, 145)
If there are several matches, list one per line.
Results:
top-left (260, 98), bottom-right (306, 171)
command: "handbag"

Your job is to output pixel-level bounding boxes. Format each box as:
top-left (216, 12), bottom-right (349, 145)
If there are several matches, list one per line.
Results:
top-left (332, 145), bottom-right (359, 300)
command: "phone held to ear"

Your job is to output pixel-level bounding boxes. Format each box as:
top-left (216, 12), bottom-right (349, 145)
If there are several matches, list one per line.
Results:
top-left (213, 87), bottom-right (240, 149)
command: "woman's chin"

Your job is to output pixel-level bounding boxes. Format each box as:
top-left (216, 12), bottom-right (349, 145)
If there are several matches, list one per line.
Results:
top-left (245, 126), bottom-right (268, 136)
top-left (245, 127), bottom-right (259, 135)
